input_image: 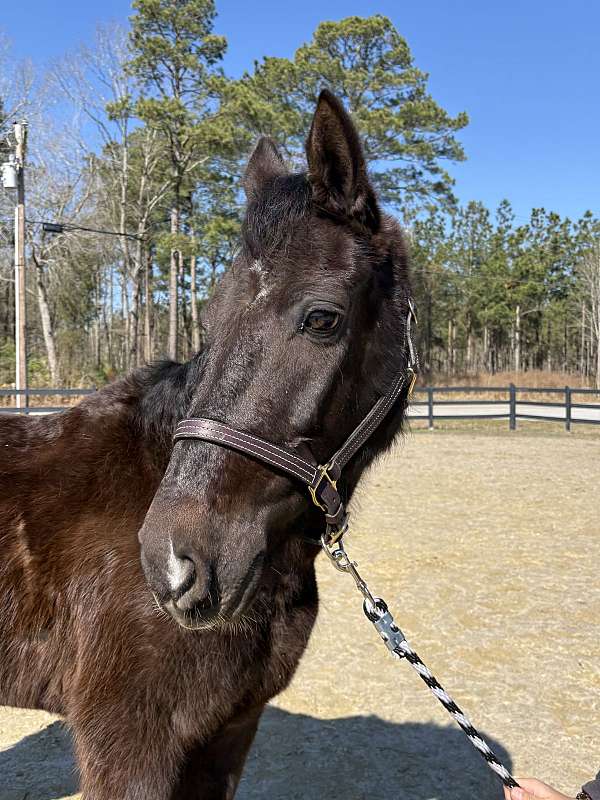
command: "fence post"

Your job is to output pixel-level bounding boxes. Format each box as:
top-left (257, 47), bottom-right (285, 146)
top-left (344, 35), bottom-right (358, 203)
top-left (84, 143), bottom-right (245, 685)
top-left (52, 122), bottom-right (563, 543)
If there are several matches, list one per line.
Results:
top-left (565, 385), bottom-right (571, 432)
top-left (509, 383), bottom-right (516, 431)
top-left (428, 387), bottom-right (434, 430)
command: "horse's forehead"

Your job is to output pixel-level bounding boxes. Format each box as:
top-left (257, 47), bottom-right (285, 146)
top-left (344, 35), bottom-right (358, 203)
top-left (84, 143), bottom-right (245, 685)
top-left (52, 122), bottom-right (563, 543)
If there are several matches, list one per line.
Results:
top-left (258, 225), bottom-right (363, 284)
top-left (247, 259), bottom-right (273, 305)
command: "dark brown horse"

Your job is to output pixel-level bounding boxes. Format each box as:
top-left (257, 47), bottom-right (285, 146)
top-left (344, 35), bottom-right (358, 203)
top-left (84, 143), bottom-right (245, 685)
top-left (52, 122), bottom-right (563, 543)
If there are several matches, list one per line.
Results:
top-left (0, 90), bottom-right (412, 799)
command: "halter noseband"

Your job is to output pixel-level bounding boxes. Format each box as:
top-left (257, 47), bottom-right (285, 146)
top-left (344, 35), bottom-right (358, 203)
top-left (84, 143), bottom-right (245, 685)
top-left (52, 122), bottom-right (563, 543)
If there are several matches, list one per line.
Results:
top-left (173, 299), bottom-right (418, 545)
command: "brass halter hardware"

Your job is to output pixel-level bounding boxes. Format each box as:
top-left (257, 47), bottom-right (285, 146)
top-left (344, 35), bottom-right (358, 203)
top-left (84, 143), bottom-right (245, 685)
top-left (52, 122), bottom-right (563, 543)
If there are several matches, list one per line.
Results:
top-left (407, 367), bottom-right (417, 397)
top-left (308, 464), bottom-right (337, 513)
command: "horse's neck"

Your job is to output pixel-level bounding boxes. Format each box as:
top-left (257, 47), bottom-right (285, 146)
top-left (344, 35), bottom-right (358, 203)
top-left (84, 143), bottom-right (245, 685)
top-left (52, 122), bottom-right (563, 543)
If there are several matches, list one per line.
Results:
top-left (54, 356), bottom-right (202, 503)
top-left (132, 356), bottom-right (202, 467)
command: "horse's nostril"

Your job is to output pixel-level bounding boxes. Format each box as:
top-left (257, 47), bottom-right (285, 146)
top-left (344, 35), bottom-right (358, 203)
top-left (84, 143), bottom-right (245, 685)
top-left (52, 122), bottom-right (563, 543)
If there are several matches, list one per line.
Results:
top-left (169, 552), bottom-right (219, 615)
top-left (192, 589), bottom-right (217, 613)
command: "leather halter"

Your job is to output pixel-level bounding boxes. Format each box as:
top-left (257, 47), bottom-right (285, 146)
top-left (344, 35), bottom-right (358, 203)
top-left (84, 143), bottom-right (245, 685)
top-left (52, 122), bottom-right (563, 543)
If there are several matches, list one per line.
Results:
top-left (173, 299), bottom-right (418, 545)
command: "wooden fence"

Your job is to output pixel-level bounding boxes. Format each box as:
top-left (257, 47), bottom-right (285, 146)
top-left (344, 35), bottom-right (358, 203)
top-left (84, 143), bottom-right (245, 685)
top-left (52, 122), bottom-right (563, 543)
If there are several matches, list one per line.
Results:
top-left (410, 385), bottom-right (600, 431)
top-left (2, 385), bottom-right (600, 432)
top-left (0, 388), bottom-right (95, 415)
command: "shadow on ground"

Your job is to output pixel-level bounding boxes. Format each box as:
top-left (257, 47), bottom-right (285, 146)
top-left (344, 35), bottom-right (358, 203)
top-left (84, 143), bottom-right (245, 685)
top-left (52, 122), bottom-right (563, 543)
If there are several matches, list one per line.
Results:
top-left (0, 720), bottom-right (77, 800)
top-left (0, 707), bottom-right (512, 800)
top-left (241, 707), bottom-right (513, 800)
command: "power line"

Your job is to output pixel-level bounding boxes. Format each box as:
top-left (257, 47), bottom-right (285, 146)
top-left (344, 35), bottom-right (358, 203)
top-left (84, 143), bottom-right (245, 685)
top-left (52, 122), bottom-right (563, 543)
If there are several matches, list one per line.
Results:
top-left (26, 219), bottom-right (144, 241)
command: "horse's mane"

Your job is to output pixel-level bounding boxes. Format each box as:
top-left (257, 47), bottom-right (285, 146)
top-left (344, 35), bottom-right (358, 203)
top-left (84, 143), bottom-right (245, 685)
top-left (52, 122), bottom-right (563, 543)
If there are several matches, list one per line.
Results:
top-left (130, 353), bottom-right (205, 449)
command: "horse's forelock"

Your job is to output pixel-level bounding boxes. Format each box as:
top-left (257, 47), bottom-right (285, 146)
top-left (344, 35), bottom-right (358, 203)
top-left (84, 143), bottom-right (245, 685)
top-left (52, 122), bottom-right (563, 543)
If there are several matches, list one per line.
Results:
top-left (241, 172), bottom-right (312, 259)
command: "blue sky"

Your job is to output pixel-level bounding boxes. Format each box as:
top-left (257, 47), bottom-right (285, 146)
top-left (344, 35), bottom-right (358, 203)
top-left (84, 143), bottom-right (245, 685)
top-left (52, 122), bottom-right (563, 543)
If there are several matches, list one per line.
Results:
top-left (2, 0), bottom-right (598, 222)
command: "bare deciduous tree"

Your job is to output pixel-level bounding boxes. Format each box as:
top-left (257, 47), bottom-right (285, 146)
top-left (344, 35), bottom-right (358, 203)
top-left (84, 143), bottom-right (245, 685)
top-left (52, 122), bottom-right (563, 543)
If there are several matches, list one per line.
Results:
top-left (52, 24), bottom-right (171, 368)
top-left (579, 242), bottom-right (600, 389)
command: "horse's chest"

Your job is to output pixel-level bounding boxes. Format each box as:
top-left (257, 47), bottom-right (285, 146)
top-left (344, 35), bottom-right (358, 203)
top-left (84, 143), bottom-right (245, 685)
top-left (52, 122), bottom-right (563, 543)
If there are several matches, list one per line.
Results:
top-left (173, 594), bottom-right (318, 742)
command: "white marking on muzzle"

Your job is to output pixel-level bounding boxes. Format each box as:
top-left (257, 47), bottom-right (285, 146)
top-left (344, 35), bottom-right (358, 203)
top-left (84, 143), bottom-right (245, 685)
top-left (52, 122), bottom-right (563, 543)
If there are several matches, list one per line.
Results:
top-left (167, 539), bottom-right (189, 594)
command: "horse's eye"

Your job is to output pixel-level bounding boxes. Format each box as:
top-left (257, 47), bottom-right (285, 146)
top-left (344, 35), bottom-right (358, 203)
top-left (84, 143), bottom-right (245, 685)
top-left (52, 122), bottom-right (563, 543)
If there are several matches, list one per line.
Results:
top-left (303, 309), bottom-right (341, 335)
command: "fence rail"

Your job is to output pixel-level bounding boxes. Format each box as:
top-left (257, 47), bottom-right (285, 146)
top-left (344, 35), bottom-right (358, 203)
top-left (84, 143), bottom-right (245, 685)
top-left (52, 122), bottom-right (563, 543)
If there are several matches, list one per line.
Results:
top-left (1, 385), bottom-right (600, 431)
top-left (0, 387), bottom-right (95, 415)
top-left (410, 384), bottom-right (600, 430)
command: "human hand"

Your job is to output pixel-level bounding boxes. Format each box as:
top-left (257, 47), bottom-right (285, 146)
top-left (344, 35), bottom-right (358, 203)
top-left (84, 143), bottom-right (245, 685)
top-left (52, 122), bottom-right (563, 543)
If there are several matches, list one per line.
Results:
top-left (503, 778), bottom-right (574, 800)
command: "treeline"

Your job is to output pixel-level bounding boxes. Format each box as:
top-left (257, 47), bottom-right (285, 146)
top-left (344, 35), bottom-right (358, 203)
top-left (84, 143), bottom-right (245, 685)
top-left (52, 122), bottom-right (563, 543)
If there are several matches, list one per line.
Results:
top-left (411, 202), bottom-right (600, 383)
top-left (0, 1), bottom-right (598, 388)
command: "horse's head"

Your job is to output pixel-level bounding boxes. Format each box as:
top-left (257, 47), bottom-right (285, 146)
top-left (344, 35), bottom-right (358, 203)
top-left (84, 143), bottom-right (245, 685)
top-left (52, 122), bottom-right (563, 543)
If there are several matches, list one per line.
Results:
top-left (139, 90), bottom-right (413, 630)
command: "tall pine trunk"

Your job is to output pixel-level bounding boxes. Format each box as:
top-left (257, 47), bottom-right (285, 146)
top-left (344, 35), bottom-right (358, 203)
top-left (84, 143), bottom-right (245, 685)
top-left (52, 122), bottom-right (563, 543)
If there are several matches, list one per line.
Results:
top-left (596, 304), bottom-right (600, 389)
top-left (580, 303), bottom-right (586, 376)
top-left (121, 267), bottom-right (130, 371)
top-left (190, 248), bottom-right (200, 353)
top-left (119, 136), bottom-right (130, 370)
top-left (514, 304), bottom-right (521, 373)
top-left (32, 252), bottom-right (59, 385)
top-left (168, 204), bottom-right (179, 360)
top-left (129, 240), bottom-right (143, 368)
top-left (144, 248), bottom-right (153, 363)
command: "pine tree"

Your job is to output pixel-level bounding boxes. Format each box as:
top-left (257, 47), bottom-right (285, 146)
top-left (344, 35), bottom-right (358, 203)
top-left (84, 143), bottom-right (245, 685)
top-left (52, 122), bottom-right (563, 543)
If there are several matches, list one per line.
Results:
top-left (128, 0), bottom-right (227, 359)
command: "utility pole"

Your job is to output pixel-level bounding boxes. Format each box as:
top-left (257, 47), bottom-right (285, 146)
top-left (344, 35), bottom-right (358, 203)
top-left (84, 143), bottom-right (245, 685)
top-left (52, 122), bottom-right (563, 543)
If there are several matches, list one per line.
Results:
top-left (13, 121), bottom-right (27, 409)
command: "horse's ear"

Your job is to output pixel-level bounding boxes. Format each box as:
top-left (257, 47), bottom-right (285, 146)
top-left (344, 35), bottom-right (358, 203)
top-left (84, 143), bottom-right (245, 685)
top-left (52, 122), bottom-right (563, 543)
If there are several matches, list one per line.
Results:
top-left (242, 137), bottom-right (288, 202)
top-left (306, 89), bottom-right (380, 231)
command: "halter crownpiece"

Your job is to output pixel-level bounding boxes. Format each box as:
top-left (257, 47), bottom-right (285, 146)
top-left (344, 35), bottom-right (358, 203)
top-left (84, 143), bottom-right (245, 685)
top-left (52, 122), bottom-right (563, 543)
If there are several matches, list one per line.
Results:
top-left (173, 298), bottom-right (419, 545)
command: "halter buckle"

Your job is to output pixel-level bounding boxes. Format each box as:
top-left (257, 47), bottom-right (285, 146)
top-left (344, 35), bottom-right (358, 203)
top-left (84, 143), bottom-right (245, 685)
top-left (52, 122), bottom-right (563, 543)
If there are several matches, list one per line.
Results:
top-left (308, 464), bottom-right (338, 513)
top-left (407, 367), bottom-right (417, 397)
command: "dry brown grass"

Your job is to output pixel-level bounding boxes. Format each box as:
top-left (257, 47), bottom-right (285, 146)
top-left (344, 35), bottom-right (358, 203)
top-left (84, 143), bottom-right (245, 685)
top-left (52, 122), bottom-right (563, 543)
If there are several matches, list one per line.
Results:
top-left (0, 390), bottom-right (93, 411)
top-left (425, 369), bottom-right (596, 389)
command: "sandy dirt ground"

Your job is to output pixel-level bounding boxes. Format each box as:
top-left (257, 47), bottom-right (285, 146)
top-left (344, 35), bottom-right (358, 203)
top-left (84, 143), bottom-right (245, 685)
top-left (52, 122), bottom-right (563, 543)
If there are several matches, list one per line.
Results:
top-left (1, 427), bottom-right (599, 800)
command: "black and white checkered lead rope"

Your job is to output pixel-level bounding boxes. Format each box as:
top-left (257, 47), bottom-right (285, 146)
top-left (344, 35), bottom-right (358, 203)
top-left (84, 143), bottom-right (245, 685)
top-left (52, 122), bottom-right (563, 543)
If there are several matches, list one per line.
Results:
top-left (322, 534), bottom-right (518, 791)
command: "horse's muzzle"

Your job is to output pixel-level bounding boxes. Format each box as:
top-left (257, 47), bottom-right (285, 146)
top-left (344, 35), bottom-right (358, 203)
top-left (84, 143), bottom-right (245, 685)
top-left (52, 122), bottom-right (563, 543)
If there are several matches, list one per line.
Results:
top-left (140, 529), bottom-right (266, 631)
top-left (172, 551), bottom-right (265, 630)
